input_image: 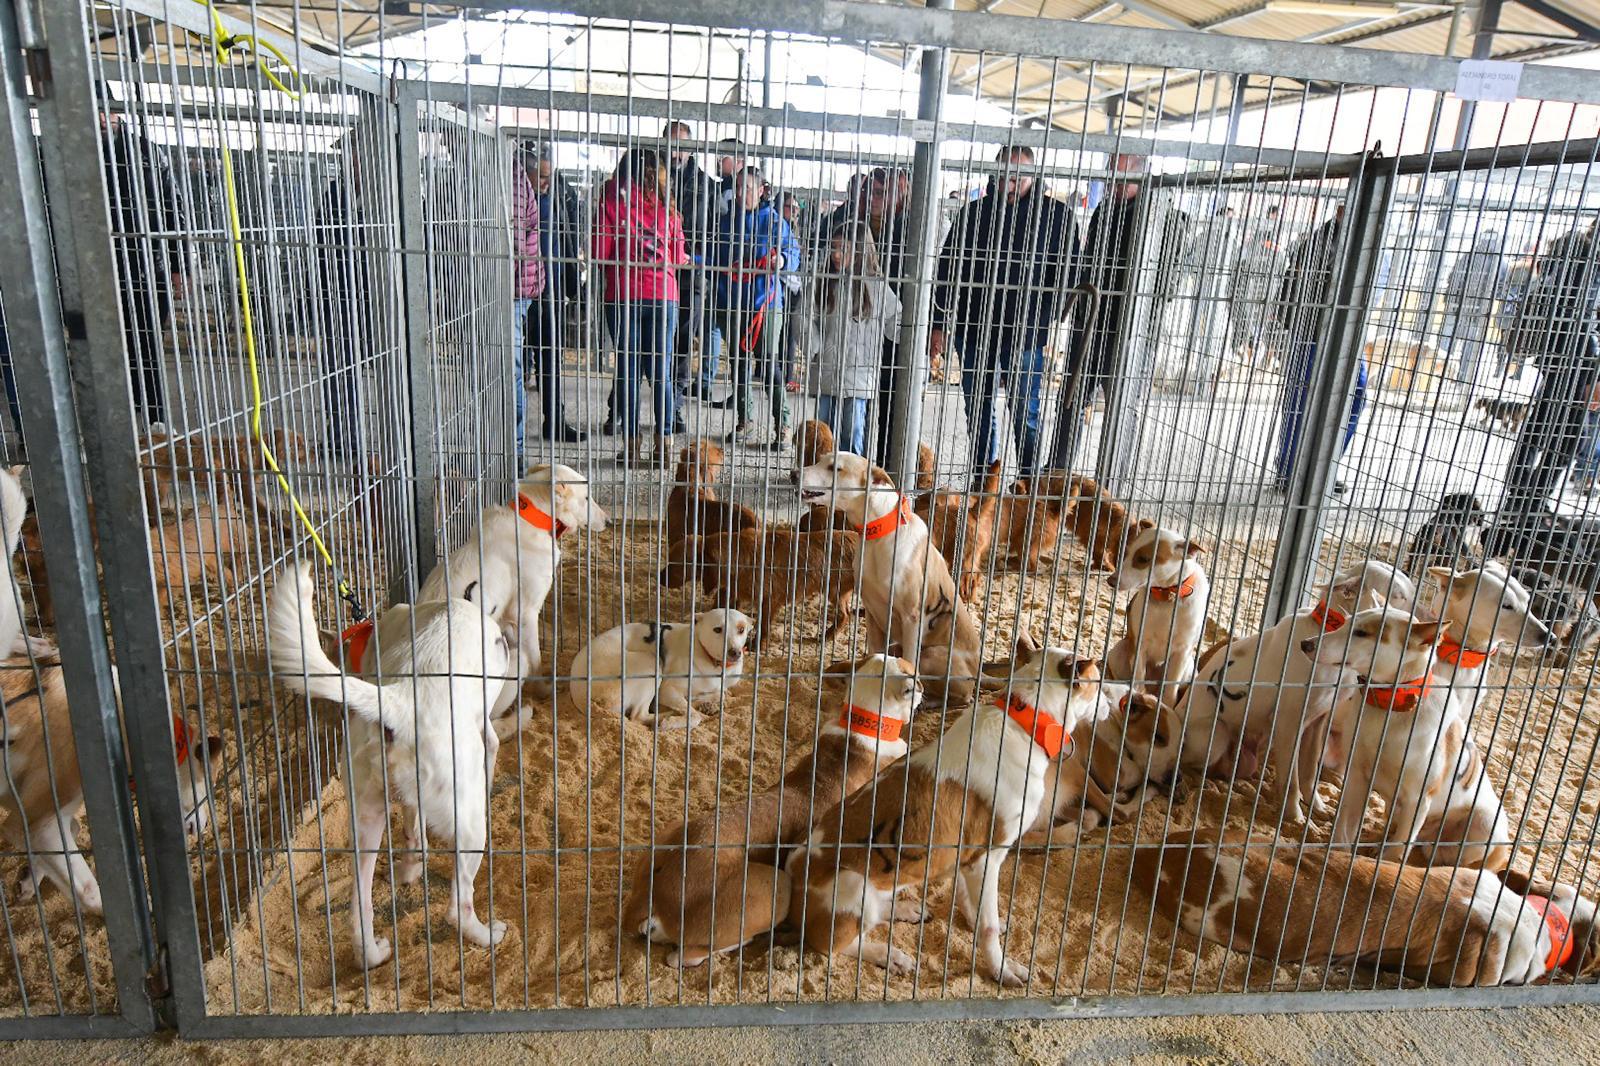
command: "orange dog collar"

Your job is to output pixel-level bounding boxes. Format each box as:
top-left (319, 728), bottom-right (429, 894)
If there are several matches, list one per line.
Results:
top-left (342, 617), bottom-right (376, 672)
top-left (1148, 573), bottom-right (1198, 603)
top-left (857, 497), bottom-right (913, 542)
top-left (172, 713), bottom-right (191, 767)
top-left (1437, 638), bottom-right (1493, 670)
top-left (839, 703), bottom-right (904, 744)
top-left (1361, 672), bottom-right (1433, 713)
top-left (516, 493), bottom-right (568, 539)
top-left (1526, 894), bottom-right (1575, 973)
top-left (1309, 600), bottom-right (1346, 632)
top-left (1001, 694), bottom-right (1069, 759)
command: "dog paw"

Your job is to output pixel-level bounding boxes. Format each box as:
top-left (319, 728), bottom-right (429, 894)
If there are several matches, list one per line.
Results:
top-left (16, 870), bottom-right (36, 903)
top-left (395, 857), bottom-right (424, 885)
top-left (487, 919), bottom-right (508, 946)
top-left (76, 878), bottom-right (103, 916)
top-left (358, 936), bottom-right (392, 969)
top-left (666, 948), bottom-right (709, 969)
top-left (883, 946), bottom-right (919, 976)
top-left (892, 899), bottom-right (928, 923)
top-left (989, 955), bottom-right (1030, 988)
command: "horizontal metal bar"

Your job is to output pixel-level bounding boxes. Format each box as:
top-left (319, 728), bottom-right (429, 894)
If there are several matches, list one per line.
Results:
top-left (0, 1015), bottom-right (145, 1041)
top-left (433, 81), bottom-right (1357, 170)
top-left (105, 96), bottom-right (359, 128)
top-left (482, 0), bottom-right (1600, 104)
top-left (183, 982), bottom-right (1600, 1038)
top-left (108, 0), bottom-right (388, 94)
top-left (1389, 134), bottom-right (1600, 175)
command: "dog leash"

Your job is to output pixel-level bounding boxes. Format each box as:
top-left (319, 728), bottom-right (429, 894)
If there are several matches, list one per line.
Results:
top-left (189, 2), bottom-right (368, 625)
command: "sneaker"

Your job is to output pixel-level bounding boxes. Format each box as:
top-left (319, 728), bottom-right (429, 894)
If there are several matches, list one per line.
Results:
top-left (723, 420), bottom-right (756, 445)
top-left (708, 393), bottom-right (736, 410)
top-left (542, 424), bottom-right (588, 444)
top-left (766, 425), bottom-right (793, 451)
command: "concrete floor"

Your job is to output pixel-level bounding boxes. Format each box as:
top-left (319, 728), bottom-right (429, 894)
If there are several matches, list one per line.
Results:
top-left (10, 1005), bottom-right (1600, 1064)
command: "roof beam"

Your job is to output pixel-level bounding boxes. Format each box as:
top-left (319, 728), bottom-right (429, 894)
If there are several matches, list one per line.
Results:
top-left (1513, 0), bottom-right (1600, 44)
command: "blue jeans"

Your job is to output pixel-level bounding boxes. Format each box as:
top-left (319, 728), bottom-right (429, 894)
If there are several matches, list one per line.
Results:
top-left (816, 394), bottom-right (869, 456)
top-left (512, 296), bottom-right (532, 461)
top-left (960, 341), bottom-right (1047, 478)
top-left (1275, 340), bottom-right (1367, 483)
top-left (607, 300), bottom-right (679, 437)
top-left (699, 327), bottom-right (723, 391)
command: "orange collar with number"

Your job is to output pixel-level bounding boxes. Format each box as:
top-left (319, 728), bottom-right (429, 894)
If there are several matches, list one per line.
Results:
top-left (1001, 694), bottom-right (1069, 759)
top-left (1362, 672), bottom-right (1434, 713)
top-left (1309, 600), bottom-right (1346, 632)
top-left (1526, 894), bottom-right (1575, 973)
top-left (516, 493), bottom-right (568, 539)
top-left (342, 618), bottom-right (375, 672)
top-left (1148, 573), bottom-right (1198, 603)
top-left (838, 703), bottom-right (904, 744)
top-left (1437, 638), bottom-right (1493, 670)
top-left (858, 497), bottom-right (913, 542)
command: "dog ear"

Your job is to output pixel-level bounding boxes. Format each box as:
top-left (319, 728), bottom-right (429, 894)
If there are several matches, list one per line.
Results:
top-left (1410, 620), bottom-right (1445, 646)
top-left (869, 465), bottom-right (896, 487)
top-left (205, 735), bottom-right (225, 760)
top-left (1184, 539), bottom-right (1207, 558)
top-left (1135, 517), bottom-right (1156, 532)
top-left (821, 654), bottom-right (880, 678)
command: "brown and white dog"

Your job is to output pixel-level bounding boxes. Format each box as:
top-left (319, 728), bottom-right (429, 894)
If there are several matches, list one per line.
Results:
top-left (667, 440), bottom-right (761, 549)
top-left (1139, 830), bottom-right (1599, 986)
top-left (1027, 685), bottom-right (1183, 845)
top-left (1106, 523), bottom-right (1210, 703)
top-left (624, 654), bottom-right (922, 967)
top-left (786, 648), bottom-right (1100, 983)
top-left (798, 450), bottom-right (982, 707)
top-left (1305, 605), bottom-right (1510, 870)
top-left (0, 659), bottom-right (220, 914)
top-left (660, 527), bottom-right (860, 648)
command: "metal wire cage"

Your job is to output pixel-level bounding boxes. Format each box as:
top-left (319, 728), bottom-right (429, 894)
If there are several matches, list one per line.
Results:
top-left (1, 0), bottom-right (1599, 1040)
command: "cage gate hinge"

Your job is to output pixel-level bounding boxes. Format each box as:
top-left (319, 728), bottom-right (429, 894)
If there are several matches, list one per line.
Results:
top-left (16, 0), bottom-right (49, 100)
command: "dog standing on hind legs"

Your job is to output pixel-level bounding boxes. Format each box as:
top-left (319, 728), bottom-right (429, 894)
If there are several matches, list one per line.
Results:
top-left (1105, 522), bottom-right (1210, 703)
top-left (270, 563), bottom-right (514, 968)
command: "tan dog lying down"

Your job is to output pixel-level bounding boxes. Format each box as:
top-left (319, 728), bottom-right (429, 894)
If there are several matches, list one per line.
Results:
top-left (623, 654), bottom-right (921, 967)
top-left (798, 450), bottom-right (982, 707)
top-left (1138, 830), bottom-right (1599, 985)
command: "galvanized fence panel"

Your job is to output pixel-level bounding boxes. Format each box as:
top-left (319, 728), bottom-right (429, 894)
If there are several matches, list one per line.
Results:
top-left (6, 0), bottom-right (1600, 1040)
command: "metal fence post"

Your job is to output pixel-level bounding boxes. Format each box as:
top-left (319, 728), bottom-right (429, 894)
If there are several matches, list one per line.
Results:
top-left (395, 80), bottom-right (441, 590)
top-left (30, 0), bottom-right (210, 1032)
top-left (0, 0), bottom-right (155, 1034)
top-left (1093, 188), bottom-right (1153, 496)
top-left (885, 0), bottom-right (952, 486)
top-left (1264, 151), bottom-right (1394, 622)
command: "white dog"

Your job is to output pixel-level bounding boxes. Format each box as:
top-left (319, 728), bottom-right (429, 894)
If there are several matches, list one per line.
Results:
top-left (1105, 523), bottom-right (1209, 703)
top-left (1306, 605), bottom-right (1510, 869)
top-left (567, 608), bottom-right (752, 730)
top-left (1177, 560), bottom-right (1415, 822)
top-left (270, 563), bottom-right (514, 969)
top-left (420, 463), bottom-right (606, 712)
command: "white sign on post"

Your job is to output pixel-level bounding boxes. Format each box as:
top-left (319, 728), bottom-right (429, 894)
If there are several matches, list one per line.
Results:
top-left (1454, 59), bottom-right (1523, 103)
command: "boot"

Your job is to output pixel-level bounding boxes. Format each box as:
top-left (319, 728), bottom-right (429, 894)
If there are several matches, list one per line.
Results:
top-left (654, 434), bottom-right (673, 469)
top-left (617, 434), bottom-right (648, 466)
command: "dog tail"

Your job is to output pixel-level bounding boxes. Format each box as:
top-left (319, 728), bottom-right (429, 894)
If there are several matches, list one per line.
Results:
top-left (268, 562), bottom-right (416, 745)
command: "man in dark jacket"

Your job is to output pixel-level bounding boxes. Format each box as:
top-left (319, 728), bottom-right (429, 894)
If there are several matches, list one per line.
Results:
top-left (933, 145), bottom-right (1078, 480)
top-left (528, 149), bottom-right (586, 443)
top-left (104, 112), bottom-right (184, 426)
top-left (1272, 204), bottom-right (1366, 492)
top-left (1503, 220), bottom-right (1600, 516)
top-left (666, 121), bottom-right (724, 418)
top-left (1441, 231), bottom-right (1508, 389)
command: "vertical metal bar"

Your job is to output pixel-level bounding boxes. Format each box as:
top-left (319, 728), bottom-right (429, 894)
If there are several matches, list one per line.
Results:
top-left (1452, 0), bottom-right (1504, 153)
top-left (395, 80), bottom-right (439, 595)
top-left (1223, 72), bottom-right (1248, 154)
top-left (885, 0), bottom-right (952, 485)
top-left (31, 0), bottom-right (206, 1031)
top-left (1264, 153), bottom-right (1393, 622)
top-left (0, 0), bottom-right (155, 1031)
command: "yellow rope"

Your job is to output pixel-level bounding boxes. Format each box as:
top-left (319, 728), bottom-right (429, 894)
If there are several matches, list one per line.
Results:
top-left (192, 3), bottom-right (367, 620)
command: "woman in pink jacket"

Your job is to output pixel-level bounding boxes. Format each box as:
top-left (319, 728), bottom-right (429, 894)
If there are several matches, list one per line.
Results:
top-left (591, 149), bottom-right (687, 465)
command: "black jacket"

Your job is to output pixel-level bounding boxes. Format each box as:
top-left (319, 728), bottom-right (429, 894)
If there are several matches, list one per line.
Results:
top-left (541, 177), bottom-right (584, 303)
top-left (933, 183), bottom-right (1078, 353)
top-left (1526, 228), bottom-right (1600, 368)
top-left (1275, 216), bottom-right (1342, 338)
top-left (671, 157), bottom-right (722, 262)
top-left (106, 121), bottom-right (184, 302)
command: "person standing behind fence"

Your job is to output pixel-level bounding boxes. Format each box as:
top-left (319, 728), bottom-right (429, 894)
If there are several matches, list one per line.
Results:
top-left (1440, 231), bottom-right (1507, 391)
top-left (780, 191), bottom-right (806, 392)
top-left (666, 122), bottom-right (725, 421)
top-left (529, 149), bottom-right (586, 444)
top-left (591, 149), bottom-right (687, 467)
top-left (316, 150), bottom-right (369, 462)
top-left (1228, 210), bottom-right (1280, 368)
top-left (510, 147), bottom-right (548, 462)
top-left (1502, 220), bottom-right (1600, 516)
top-left (1272, 204), bottom-right (1366, 495)
top-left (933, 146), bottom-right (1077, 483)
top-left (104, 111), bottom-right (185, 428)
top-left (804, 221), bottom-right (901, 455)
top-left (711, 166), bottom-right (801, 450)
